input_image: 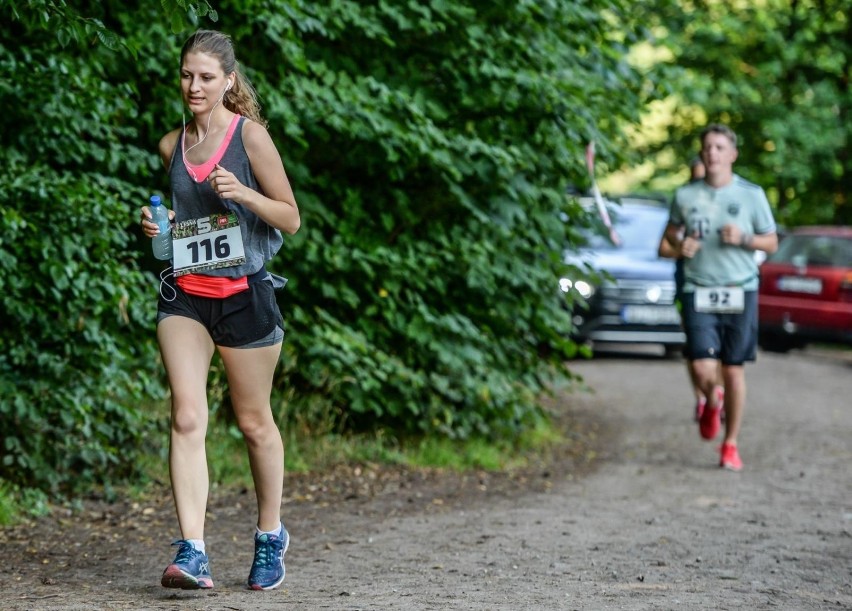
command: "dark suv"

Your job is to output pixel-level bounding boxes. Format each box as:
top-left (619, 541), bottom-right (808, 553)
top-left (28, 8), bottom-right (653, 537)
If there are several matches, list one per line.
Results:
top-left (561, 196), bottom-right (685, 354)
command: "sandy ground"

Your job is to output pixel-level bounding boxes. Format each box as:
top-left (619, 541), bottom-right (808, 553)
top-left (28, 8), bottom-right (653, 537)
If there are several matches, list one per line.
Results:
top-left (2, 346), bottom-right (850, 610)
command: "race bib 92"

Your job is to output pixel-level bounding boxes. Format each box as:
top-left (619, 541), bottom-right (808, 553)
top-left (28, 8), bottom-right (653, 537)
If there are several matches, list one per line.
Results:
top-left (172, 213), bottom-right (246, 276)
top-left (694, 286), bottom-right (745, 313)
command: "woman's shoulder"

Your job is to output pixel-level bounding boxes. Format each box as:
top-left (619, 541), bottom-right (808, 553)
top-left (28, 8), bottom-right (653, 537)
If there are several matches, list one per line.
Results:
top-left (158, 128), bottom-right (182, 162)
top-left (240, 117), bottom-right (270, 140)
top-left (239, 117), bottom-right (277, 155)
top-left (160, 127), bottom-right (181, 154)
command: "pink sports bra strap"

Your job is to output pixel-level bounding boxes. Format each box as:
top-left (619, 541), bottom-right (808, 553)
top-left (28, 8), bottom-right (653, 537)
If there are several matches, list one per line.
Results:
top-left (183, 114), bottom-right (241, 183)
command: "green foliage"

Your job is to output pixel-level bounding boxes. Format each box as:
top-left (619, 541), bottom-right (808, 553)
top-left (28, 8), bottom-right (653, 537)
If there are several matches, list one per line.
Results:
top-left (0, 2), bottom-right (168, 495)
top-left (251, 1), bottom-right (649, 440)
top-left (0, 165), bottom-right (159, 494)
top-left (0, 0), bottom-right (655, 496)
top-left (0, 480), bottom-right (50, 526)
top-left (635, 0), bottom-right (850, 225)
top-left (0, 0), bottom-right (217, 49)
top-left (5, 2), bottom-right (847, 496)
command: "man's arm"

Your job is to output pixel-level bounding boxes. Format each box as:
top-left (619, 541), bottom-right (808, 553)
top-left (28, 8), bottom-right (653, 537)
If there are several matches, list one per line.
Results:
top-left (720, 225), bottom-right (779, 254)
top-left (744, 232), bottom-right (778, 255)
top-left (659, 224), bottom-right (682, 258)
top-left (663, 222), bottom-right (684, 251)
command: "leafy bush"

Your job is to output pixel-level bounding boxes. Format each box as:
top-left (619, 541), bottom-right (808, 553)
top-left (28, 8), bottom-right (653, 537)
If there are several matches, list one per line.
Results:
top-left (254, 2), bottom-right (647, 439)
top-left (0, 11), bottom-right (167, 494)
top-left (0, 0), bottom-right (650, 494)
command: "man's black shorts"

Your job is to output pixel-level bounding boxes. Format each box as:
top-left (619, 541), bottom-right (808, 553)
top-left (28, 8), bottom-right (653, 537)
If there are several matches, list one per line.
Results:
top-left (681, 290), bottom-right (758, 365)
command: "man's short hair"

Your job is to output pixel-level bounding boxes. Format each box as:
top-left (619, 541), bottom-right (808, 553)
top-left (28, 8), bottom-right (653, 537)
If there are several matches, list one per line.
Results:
top-left (701, 123), bottom-right (738, 148)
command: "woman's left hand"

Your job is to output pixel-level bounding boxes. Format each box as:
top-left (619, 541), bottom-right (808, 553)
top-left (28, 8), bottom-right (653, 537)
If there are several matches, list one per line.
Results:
top-left (208, 163), bottom-right (248, 203)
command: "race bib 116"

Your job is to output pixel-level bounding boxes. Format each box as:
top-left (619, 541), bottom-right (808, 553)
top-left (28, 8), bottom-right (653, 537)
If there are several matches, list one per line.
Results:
top-left (172, 213), bottom-right (246, 276)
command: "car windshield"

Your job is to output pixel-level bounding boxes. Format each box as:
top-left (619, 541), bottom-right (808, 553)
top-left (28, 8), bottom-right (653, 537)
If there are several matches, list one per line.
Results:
top-left (768, 234), bottom-right (852, 267)
top-left (582, 205), bottom-right (668, 252)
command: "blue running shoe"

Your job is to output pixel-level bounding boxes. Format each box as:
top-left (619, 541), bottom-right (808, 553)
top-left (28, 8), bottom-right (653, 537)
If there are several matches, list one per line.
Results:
top-left (161, 540), bottom-right (214, 589)
top-left (248, 526), bottom-right (290, 590)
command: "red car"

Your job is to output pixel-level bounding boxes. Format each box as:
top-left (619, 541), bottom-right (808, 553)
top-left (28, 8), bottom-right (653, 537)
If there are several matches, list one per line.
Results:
top-left (758, 226), bottom-right (852, 352)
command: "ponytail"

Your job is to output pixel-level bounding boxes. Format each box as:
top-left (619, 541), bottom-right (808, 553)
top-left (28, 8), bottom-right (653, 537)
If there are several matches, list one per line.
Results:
top-left (224, 64), bottom-right (267, 128)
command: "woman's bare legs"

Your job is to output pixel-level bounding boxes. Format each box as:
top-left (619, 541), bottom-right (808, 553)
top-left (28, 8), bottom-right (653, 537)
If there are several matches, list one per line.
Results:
top-left (219, 340), bottom-right (284, 532)
top-left (157, 316), bottom-right (216, 540)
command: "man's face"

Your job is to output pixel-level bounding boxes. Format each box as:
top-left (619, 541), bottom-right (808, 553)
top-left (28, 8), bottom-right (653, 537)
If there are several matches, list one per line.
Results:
top-left (700, 132), bottom-right (738, 176)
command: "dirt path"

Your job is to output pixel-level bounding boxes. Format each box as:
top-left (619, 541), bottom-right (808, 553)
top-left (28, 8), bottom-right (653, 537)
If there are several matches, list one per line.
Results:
top-left (2, 347), bottom-right (851, 610)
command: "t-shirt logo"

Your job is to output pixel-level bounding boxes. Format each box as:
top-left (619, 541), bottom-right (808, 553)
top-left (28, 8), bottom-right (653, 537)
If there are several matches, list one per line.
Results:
top-left (727, 203), bottom-right (741, 216)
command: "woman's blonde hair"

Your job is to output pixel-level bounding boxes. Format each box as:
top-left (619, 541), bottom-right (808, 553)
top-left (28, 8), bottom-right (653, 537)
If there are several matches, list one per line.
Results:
top-left (180, 30), bottom-right (267, 128)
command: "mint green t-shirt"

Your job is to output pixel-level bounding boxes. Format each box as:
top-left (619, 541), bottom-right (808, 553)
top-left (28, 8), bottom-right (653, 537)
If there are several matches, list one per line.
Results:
top-left (669, 175), bottom-right (776, 292)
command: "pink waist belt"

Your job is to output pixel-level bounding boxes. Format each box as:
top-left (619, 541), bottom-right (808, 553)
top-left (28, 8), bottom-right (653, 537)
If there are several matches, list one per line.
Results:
top-left (176, 273), bottom-right (248, 298)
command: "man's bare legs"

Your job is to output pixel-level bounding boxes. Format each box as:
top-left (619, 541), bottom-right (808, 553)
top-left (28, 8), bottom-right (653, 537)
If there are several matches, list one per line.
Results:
top-left (720, 364), bottom-right (745, 446)
top-left (687, 359), bottom-right (723, 420)
top-left (692, 357), bottom-right (725, 438)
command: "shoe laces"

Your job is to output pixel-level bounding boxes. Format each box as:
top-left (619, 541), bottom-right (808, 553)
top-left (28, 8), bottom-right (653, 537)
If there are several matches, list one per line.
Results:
top-left (253, 534), bottom-right (280, 569)
top-left (172, 540), bottom-right (201, 564)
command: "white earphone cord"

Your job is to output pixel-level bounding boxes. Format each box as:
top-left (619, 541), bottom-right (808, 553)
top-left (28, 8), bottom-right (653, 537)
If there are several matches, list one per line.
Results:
top-left (160, 266), bottom-right (177, 302)
top-left (182, 82), bottom-right (229, 180)
top-left (170, 80), bottom-right (230, 295)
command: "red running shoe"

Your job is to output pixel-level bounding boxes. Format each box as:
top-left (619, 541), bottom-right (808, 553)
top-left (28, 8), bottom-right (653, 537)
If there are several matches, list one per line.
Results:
top-left (699, 386), bottom-right (723, 440)
top-left (694, 397), bottom-right (706, 422)
top-left (720, 442), bottom-right (743, 471)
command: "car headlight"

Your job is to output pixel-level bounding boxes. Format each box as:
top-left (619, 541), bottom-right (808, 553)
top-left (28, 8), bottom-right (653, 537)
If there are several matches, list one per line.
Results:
top-left (559, 278), bottom-right (595, 299)
top-left (645, 284), bottom-right (662, 303)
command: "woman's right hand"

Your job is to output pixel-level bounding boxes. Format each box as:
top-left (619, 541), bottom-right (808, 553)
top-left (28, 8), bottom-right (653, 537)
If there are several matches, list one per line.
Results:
top-left (139, 206), bottom-right (156, 238)
top-left (139, 206), bottom-right (175, 238)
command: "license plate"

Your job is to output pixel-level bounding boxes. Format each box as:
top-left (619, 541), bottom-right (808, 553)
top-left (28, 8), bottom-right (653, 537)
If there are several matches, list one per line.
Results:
top-left (621, 305), bottom-right (681, 325)
top-left (694, 286), bottom-right (745, 313)
top-left (777, 275), bottom-right (822, 294)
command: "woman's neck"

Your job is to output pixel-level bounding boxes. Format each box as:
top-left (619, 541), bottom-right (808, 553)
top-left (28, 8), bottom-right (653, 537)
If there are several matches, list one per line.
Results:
top-left (189, 107), bottom-right (234, 142)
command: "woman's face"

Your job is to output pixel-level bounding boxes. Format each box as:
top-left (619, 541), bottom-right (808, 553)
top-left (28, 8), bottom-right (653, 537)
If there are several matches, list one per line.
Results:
top-left (180, 51), bottom-right (231, 113)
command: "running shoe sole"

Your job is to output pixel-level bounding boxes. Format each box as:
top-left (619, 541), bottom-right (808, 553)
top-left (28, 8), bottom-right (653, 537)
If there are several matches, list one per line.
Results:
top-left (161, 565), bottom-right (214, 590)
top-left (248, 569), bottom-right (285, 591)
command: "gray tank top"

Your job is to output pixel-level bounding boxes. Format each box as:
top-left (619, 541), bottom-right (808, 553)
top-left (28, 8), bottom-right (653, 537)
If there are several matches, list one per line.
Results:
top-left (168, 116), bottom-right (284, 282)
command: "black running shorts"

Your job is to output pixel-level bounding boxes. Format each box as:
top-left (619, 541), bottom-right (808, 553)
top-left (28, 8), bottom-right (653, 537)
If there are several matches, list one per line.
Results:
top-left (157, 272), bottom-right (284, 348)
top-left (681, 290), bottom-right (758, 365)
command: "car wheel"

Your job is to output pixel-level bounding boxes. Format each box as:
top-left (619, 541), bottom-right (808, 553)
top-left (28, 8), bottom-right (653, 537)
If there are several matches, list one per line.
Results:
top-left (758, 332), bottom-right (798, 353)
top-left (663, 344), bottom-right (685, 359)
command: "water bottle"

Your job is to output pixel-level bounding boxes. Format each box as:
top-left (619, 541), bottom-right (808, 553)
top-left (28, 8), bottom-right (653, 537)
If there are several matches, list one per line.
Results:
top-left (149, 195), bottom-right (173, 260)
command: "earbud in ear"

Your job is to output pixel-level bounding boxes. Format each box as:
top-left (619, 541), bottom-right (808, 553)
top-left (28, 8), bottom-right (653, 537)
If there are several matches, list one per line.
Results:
top-left (225, 81), bottom-right (232, 92)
